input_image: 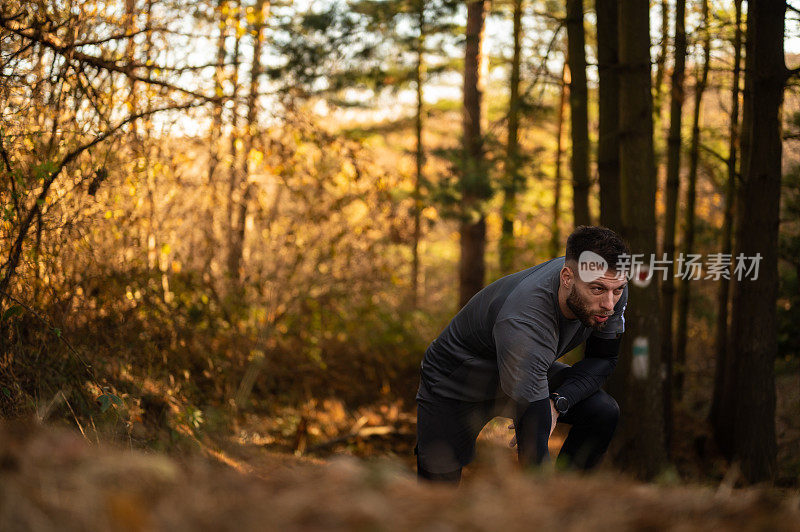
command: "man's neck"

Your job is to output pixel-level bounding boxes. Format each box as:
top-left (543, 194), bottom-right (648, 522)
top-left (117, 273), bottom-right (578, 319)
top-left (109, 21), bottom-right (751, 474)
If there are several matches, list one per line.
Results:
top-left (557, 280), bottom-right (577, 320)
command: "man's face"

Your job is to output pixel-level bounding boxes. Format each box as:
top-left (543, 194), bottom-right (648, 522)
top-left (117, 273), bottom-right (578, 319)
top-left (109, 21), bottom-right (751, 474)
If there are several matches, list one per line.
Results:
top-left (566, 269), bottom-right (627, 330)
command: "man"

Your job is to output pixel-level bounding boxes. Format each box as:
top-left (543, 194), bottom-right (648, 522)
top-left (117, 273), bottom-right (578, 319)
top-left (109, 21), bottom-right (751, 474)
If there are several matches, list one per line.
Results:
top-left (415, 226), bottom-right (629, 482)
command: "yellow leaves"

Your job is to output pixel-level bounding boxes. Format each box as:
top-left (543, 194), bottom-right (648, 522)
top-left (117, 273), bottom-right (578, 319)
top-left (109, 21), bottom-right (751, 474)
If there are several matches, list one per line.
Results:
top-left (248, 149), bottom-right (264, 167)
top-left (104, 210), bottom-right (113, 219)
top-left (342, 200), bottom-right (368, 225)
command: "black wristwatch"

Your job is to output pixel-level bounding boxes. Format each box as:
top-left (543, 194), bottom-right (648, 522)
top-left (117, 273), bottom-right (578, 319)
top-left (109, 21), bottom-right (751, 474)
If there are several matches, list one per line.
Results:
top-left (549, 392), bottom-right (569, 414)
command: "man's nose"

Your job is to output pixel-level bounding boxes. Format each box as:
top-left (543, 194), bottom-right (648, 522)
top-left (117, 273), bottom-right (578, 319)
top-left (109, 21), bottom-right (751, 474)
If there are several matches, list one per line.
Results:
top-left (600, 292), bottom-right (615, 311)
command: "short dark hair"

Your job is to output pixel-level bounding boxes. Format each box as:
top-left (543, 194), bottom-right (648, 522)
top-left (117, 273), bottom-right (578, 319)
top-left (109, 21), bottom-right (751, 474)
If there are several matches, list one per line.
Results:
top-left (565, 226), bottom-right (630, 270)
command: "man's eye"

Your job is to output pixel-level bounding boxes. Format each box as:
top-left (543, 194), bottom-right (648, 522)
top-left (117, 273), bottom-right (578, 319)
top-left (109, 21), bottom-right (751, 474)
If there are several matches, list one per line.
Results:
top-left (591, 287), bottom-right (603, 293)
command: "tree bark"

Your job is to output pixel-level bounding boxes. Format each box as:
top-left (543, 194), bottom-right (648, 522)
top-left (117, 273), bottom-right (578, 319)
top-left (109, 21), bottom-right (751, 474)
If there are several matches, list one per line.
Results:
top-left (596, 0), bottom-right (620, 233)
top-left (231, 0), bottom-right (269, 287)
top-left (412, 1), bottom-right (426, 307)
top-left (459, 0), bottom-right (488, 308)
top-left (710, 0), bottom-right (743, 458)
top-left (225, 0), bottom-right (243, 284)
top-left (660, 0), bottom-right (686, 455)
top-left (550, 60), bottom-right (568, 259)
top-left (205, 0), bottom-right (229, 266)
top-left (500, 0), bottom-right (523, 275)
top-left (613, 0), bottom-right (666, 480)
top-left (727, 0), bottom-right (784, 483)
top-left (652, 0), bottom-right (669, 128)
top-left (675, 0), bottom-right (710, 401)
top-left (566, 0), bottom-right (590, 227)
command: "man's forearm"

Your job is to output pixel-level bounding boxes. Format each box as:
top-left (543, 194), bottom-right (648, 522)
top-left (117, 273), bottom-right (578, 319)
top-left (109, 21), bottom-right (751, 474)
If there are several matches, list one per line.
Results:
top-left (554, 336), bottom-right (620, 407)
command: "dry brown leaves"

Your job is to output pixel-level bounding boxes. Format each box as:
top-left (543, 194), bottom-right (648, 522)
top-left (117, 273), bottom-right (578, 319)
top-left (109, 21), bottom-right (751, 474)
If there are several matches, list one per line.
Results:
top-left (1, 421), bottom-right (798, 532)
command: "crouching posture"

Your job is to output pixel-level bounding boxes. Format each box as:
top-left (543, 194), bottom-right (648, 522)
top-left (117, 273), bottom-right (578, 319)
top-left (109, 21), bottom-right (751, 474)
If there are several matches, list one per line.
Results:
top-left (415, 226), bottom-right (628, 483)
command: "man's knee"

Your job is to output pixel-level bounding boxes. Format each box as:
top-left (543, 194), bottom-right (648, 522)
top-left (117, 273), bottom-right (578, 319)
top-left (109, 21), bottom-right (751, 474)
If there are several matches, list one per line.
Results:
top-left (593, 392), bottom-right (619, 429)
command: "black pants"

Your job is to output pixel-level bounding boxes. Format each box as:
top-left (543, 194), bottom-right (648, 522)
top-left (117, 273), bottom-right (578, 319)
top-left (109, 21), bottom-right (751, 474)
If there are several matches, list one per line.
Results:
top-left (415, 364), bottom-right (619, 482)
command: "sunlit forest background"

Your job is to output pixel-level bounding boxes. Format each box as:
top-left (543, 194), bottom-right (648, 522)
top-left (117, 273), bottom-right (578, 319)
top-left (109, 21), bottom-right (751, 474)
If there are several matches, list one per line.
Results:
top-left (2, 0), bottom-right (800, 517)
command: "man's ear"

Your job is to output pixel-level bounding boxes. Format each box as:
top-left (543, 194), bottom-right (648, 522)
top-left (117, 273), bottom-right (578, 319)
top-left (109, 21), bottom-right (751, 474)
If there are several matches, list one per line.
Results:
top-left (560, 266), bottom-right (574, 288)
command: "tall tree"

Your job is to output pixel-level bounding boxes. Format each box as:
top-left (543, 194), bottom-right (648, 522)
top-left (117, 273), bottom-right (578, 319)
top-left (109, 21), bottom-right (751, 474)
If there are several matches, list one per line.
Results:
top-left (550, 59), bottom-right (569, 259)
top-left (205, 0), bottom-right (230, 265)
top-left (566, 0), bottom-right (590, 227)
top-left (499, 0), bottom-right (524, 275)
top-left (710, 0), bottom-right (743, 453)
top-left (596, 0), bottom-right (620, 232)
top-left (225, 0), bottom-right (243, 285)
top-left (230, 0), bottom-right (270, 286)
top-left (675, 0), bottom-right (710, 401)
top-left (725, 0), bottom-right (785, 483)
top-left (614, 0), bottom-right (666, 479)
top-left (347, 0), bottom-right (460, 306)
top-left (459, 0), bottom-right (489, 307)
top-left (652, 0), bottom-right (669, 127)
top-left (411, 0), bottom-right (426, 306)
top-left (660, 0), bottom-right (686, 452)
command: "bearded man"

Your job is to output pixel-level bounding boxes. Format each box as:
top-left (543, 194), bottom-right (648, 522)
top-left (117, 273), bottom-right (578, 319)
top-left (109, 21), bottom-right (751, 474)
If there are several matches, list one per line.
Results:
top-left (415, 226), bottom-right (629, 483)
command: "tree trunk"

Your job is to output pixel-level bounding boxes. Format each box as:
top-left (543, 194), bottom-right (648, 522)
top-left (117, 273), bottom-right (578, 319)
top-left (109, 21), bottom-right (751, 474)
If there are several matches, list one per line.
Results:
top-left (726, 0), bottom-right (784, 483)
top-left (205, 0), bottom-right (229, 266)
top-left (412, 2), bottom-right (426, 307)
top-left (231, 0), bottom-right (269, 287)
top-left (710, 0), bottom-right (743, 457)
top-left (652, 0), bottom-right (669, 128)
top-left (566, 0), bottom-right (590, 227)
top-left (675, 0), bottom-right (710, 401)
top-left (500, 0), bottom-right (523, 275)
top-left (660, 0), bottom-right (686, 452)
top-left (225, 0), bottom-right (242, 284)
top-left (613, 0), bottom-right (666, 480)
top-left (550, 60), bottom-right (568, 259)
top-left (596, 0), bottom-right (620, 233)
top-left (459, 0), bottom-right (488, 308)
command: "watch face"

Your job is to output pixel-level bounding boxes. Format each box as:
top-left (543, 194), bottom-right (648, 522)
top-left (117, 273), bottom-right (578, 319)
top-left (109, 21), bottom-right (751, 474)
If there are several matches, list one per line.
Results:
top-left (555, 396), bottom-right (569, 413)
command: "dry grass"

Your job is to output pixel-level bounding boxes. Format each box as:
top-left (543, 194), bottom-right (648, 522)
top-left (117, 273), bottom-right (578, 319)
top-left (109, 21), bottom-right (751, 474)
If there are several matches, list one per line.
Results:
top-left (1, 421), bottom-right (799, 531)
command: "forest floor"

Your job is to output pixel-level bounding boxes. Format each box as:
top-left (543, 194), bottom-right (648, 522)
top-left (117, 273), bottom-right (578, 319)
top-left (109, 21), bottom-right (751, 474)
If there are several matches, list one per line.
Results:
top-left (2, 404), bottom-right (800, 531)
top-left (3, 336), bottom-right (799, 531)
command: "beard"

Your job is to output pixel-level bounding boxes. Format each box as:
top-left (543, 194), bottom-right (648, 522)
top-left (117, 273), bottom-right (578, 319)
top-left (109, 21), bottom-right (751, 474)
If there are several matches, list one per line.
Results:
top-left (566, 288), bottom-right (609, 331)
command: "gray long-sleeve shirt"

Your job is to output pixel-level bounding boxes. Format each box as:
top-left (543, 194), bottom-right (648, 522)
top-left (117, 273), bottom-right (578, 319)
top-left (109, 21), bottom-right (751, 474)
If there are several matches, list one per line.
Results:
top-left (418, 257), bottom-right (627, 403)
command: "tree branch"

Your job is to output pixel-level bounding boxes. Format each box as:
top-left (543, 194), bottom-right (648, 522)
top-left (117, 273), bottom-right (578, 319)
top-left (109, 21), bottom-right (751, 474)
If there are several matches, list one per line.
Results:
top-left (0, 15), bottom-right (219, 103)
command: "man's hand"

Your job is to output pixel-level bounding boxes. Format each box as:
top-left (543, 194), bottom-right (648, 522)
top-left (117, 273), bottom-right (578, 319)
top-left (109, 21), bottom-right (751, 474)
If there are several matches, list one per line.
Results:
top-left (508, 400), bottom-right (559, 447)
top-left (549, 398), bottom-right (559, 436)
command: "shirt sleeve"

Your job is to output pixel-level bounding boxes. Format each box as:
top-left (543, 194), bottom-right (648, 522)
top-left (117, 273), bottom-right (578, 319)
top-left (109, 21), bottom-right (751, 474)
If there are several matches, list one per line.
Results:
top-left (493, 315), bottom-right (558, 403)
top-left (590, 283), bottom-right (628, 339)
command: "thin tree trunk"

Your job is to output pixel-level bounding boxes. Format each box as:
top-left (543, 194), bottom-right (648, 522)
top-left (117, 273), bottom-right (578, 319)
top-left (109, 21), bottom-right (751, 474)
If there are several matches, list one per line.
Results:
top-left (226, 0), bottom-right (242, 283)
top-left (661, 0), bottom-right (687, 453)
top-left (566, 0), bottom-right (590, 227)
top-left (459, 0), bottom-right (487, 308)
top-left (710, 0), bottom-right (742, 452)
top-left (596, 0), bottom-right (620, 233)
top-left (205, 0), bottom-right (228, 265)
top-left (500, 0), bottom-right (523, 275)
top-left (614, 0), bottom-right (666, 480)
top-left (675, 0), bottom-right (710, 401)
top-left (551, 60), bottom-right (568, 259)
top-left (727, 0), bottom-right (784, 483)
top-left (231, 0), bottom-right (269, 286)
top-left (412, 1), bottom-right (425, 307)
top-left (653, 0), bottom-right (669, 127)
